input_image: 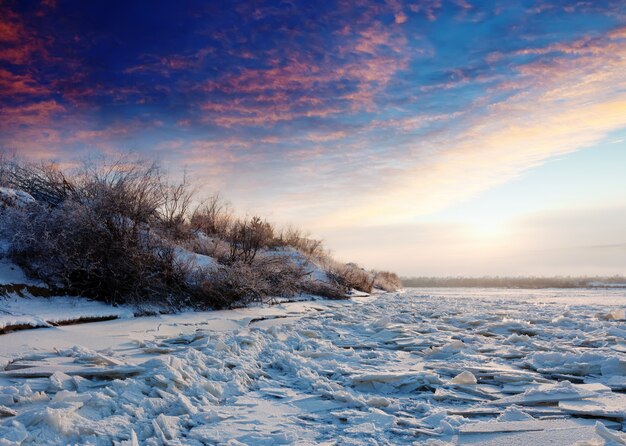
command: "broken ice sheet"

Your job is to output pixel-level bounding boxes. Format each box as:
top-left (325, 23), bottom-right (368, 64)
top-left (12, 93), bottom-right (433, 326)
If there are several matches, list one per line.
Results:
top-left (2, 289), bottom-right (626, 444)
top-left (559, 394), bottom-right (626, 419)
top-left (488, 381), bottom-right (604, 406)
top-left (458, 418), bottom-right (619, 446)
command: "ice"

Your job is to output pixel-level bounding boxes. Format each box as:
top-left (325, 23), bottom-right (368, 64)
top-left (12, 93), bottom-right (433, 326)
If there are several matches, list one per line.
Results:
top-left (450, 371), bottom-right (477, 385)
top-left (0, 288), bottom-right (625, 444)
top-left (560, 394), bottom-right (626, 419)
top-left (48, 371), bottom-right (74, 392)
top-left (595, 421), bottom-right (626, 445)
top-left (458, 419), bottom-right (612, 445)
top-left (496, 406), bottom-right (535, 422)
top-left (0, 405), bottom-right (17, 417)
top-left (488, 381), bottom-right (604, 406)
top-left (602, 309), bottom-right (626, 321)
top-left (460, 419), bottom-right (581, 434)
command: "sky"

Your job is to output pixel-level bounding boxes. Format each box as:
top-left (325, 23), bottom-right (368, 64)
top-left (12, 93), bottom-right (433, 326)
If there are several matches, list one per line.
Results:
top-left (1, 0), bottom-right (625, 276)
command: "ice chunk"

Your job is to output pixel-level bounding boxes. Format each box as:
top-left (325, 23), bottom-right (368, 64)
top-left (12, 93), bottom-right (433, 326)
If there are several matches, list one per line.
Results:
top-left (424, 340), bottom-right (466, 358)
top-left (0, 421), bottom-right (28, 445)
top-left (51, 390), bottom-right (92, 404)
top-left (460, 419), bottom-right (572, 434)
top-left (496, 406), bottom-right (535, 422)
top-left (451, 371), bottom-right (477, 385)
top-left (559, 394), bottom-right (626, 419)
top-left (434, 388), bottom-right (486, 403)
top-left (152, 414), bottom-right (181, 442)
top-left (366, 396), bottom-right (391, 408)
top-left (118, 430), bottom-right (140, 446)
top-left (600, 358), bottom-right (626, 377)
top-left (489, 381), bottom-right (600, 406)
top-left (0, 405), bottom-right (17, 417)
top-left (2, 364), bottom-right (144, 379)
top-left (595, 421), bottom-right (626, 445)
top-left (350, 371), bottom-right (442, 391)
top-left (458, 419), bottom-right (613, 446)
top-left (48, 371), bottom-right (75, 392)
top-left (605, 375), bottom-right (626, 391)
top-left (601, 309), bottom-right (626, 321)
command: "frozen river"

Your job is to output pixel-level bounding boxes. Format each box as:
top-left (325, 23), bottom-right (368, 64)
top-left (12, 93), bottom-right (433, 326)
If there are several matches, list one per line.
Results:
top-left (1, 288), bottom-right (626, 445)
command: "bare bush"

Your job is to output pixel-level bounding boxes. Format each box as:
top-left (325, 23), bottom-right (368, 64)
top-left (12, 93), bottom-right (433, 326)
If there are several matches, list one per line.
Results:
top-left (0, 156), bottom-right (400, 309)
top-left (78, 159), bottom-right (164, 226)
top-left (193, 255), bottom-right (306, 309)
top-left (326, 262), bottom-right (374, 294)
top-left (300, 279), bottom-right (347, 299)
top-left (1, 159), bottom-right (76, 206)
top-left (275, 227), bottom-right (325, 259)
top-left (0, 159), bottom-right (194, 306)
top-left (227, 216), bottom-right (274, 264)
top-left (3, 199), bottom-right (191, 306)
top-left (190, 195), bottom-right (233, 238)
top-left (180, 234), bottom-right (231, 262)
top-left (157, 172), bottom-right (195, 240)
top-left (0, 154), bottom-right (8, 186)
top-left (372, 271), bottom-right (402, 292)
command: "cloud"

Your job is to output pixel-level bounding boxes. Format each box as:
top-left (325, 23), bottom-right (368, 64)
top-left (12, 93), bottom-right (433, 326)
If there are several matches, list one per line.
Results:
top-left (194, 21), bottom-right (409, 127)
top-left (311, 26), bottom-right (626, 227)
top-left (407, 0), bottom-right (442, 21)
top-left (0, 8), bottom-right (47, 65)
top-left (0, 68), bottom-right (48, 96)
top-left (2, 0), bottom-right (625, 258)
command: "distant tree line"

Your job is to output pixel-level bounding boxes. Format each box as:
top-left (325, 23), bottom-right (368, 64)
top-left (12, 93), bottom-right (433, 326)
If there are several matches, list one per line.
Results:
top-left (401, 276), bottom-right (626, 289)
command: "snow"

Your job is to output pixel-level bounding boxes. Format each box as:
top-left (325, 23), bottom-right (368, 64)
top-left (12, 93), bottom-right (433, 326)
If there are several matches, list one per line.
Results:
top-left (0, 295), bottom-right (133, 331)
top-left (260, 247), bottom-right (330, 285)
top-left (0, 251), bottom-right (47, 289)
top-left (0, 287), bottom-right (625, 445)
top-left (173, 247), bottom-right (219, 273)
top-left (0, 187), bottom-right (35, 209)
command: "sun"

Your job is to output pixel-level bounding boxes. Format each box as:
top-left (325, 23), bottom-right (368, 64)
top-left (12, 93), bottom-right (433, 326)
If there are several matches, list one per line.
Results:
top-left (467, 214), bottom-right (510, 239)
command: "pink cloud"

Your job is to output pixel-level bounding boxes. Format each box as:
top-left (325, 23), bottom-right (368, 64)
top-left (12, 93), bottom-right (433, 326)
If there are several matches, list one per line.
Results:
top-left (195, 22), bottom-right (409, 127)
top-left (408, 0), bottom-right (442, 21)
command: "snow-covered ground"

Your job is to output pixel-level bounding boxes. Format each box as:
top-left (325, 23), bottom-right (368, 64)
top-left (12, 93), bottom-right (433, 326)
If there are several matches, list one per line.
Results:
top-left (1, 288), bottom-right (626, 445)
top-left (0, 295), bottom-right (134, 332)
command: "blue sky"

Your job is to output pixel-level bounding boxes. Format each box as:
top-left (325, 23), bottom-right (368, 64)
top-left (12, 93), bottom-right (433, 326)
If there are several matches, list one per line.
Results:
top-left (1, 0), bottom-right (625, 275)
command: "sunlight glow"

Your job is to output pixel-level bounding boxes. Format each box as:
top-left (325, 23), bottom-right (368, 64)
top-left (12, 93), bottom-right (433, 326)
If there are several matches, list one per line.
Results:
top-left (466, 214), bottom-right (510, 239)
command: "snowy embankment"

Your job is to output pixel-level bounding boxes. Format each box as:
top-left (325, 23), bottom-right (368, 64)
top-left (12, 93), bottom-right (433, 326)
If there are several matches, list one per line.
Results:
top-left (0, 258), bottom-right (133, 334)
top-left (1, 288), bottom-right (626, 445)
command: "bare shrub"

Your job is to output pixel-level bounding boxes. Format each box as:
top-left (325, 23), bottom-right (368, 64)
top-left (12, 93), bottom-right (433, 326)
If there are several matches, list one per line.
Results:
top-left (3, 199), bottom-right (190, 306)
top-left (300, 280), bottom-right (347, 299)
top-left (78, 158), bottom-right (164, 226)
top-left (275, 227), bottom-right (325, 259)
top-left (0, 154), bottom-right (8, 186)
top-left (326, 262), bottom-right (374, 294)
top-left (372, 271), bottom-right (402, 292)
top-left (1, 159), bottom-right (76, 206)
top-left (190, 195), bottom-right (233, 238)
top-left (157, 172), bottom-right (195, 240)
top-left (180, 234), bottom-right (231, 262)
top-left (0, 156), bottom-right (401, 309)
top-left (227, 216), bottom-right (274, 264)
top-left (0, 159), bottom-right (194, 306)
top-left (193, 255), bottom-right (306, 309)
